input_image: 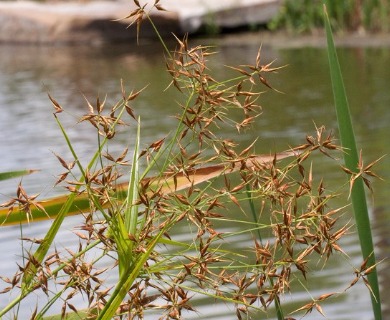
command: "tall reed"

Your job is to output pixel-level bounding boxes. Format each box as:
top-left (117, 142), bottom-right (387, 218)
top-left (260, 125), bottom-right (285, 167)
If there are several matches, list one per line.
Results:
top-left (324, 3), bottom-right (382, 319)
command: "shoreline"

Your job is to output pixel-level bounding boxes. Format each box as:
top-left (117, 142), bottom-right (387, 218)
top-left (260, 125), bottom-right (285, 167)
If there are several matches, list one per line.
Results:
top-left (0, 0), bottom-right (280, 45)
top-left (212, 29), bottom-right (390, 49)
top-left (2, 28), bottom-right (390, 49)
top-left (1, 0), bottom-right (390, 48)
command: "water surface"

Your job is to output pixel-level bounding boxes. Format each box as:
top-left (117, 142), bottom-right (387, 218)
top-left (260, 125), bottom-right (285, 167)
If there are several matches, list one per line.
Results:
top-left (0, 36), bottom-right (389, 319)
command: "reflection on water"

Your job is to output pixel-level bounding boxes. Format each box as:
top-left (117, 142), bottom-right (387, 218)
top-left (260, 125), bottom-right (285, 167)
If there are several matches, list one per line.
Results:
top-left (0, 38), bottom-right (389, 319)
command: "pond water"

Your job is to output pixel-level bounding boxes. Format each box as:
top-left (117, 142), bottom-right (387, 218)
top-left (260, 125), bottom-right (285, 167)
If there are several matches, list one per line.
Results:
top-left (0, 34), bottom-right (389, 319)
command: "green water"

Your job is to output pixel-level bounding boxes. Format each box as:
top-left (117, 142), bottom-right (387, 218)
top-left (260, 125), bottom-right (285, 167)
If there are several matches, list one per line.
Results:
top-left (0, 36), bottom-right (389, 319)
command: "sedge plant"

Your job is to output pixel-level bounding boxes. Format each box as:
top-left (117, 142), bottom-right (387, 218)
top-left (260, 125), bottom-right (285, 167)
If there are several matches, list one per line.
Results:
top-left (0, 2), bottom-right (383, 319)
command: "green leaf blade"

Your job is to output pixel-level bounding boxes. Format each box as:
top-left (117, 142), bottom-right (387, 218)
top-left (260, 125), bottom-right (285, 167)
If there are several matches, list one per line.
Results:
top-left (324, 3), bottom-right (382, 319)
top-left (0, 169), bottom-right (38, 181)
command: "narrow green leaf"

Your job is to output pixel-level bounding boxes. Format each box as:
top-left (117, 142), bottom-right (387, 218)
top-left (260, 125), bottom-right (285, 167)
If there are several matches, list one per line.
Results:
top-left (324, 4), bottom-right (382, 319)
top-left (0, 169), bottom-right (38, 181)
top-left (125, 116), bottom-right (141, 238)
top-left (108, 212), bottom-right (132, 278)
top-left (96, 229), bottom-right (164, 320)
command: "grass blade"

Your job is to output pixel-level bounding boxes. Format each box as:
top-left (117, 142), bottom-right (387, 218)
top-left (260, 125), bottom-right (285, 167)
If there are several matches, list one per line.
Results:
top-left (113, 117), bottom-right (141, 276)
top-left (0, 169), bottom-right (38, 181)
top-left (96, 229), bottom-right (165, 320)
top-left (323, 4), bottom-right (382, 319)
top-left (124, 117), bottom-right (141, 239)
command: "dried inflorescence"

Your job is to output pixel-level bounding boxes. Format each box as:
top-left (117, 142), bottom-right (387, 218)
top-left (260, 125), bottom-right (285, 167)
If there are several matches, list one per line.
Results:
top-left (165, 35), bottom-right (279, 154)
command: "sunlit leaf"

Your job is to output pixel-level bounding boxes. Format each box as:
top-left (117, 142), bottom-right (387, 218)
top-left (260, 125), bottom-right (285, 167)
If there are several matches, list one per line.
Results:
top-left (0, 169), bottom-right (38, 181)
top-left (0, 151), bottom-right (296, 226)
